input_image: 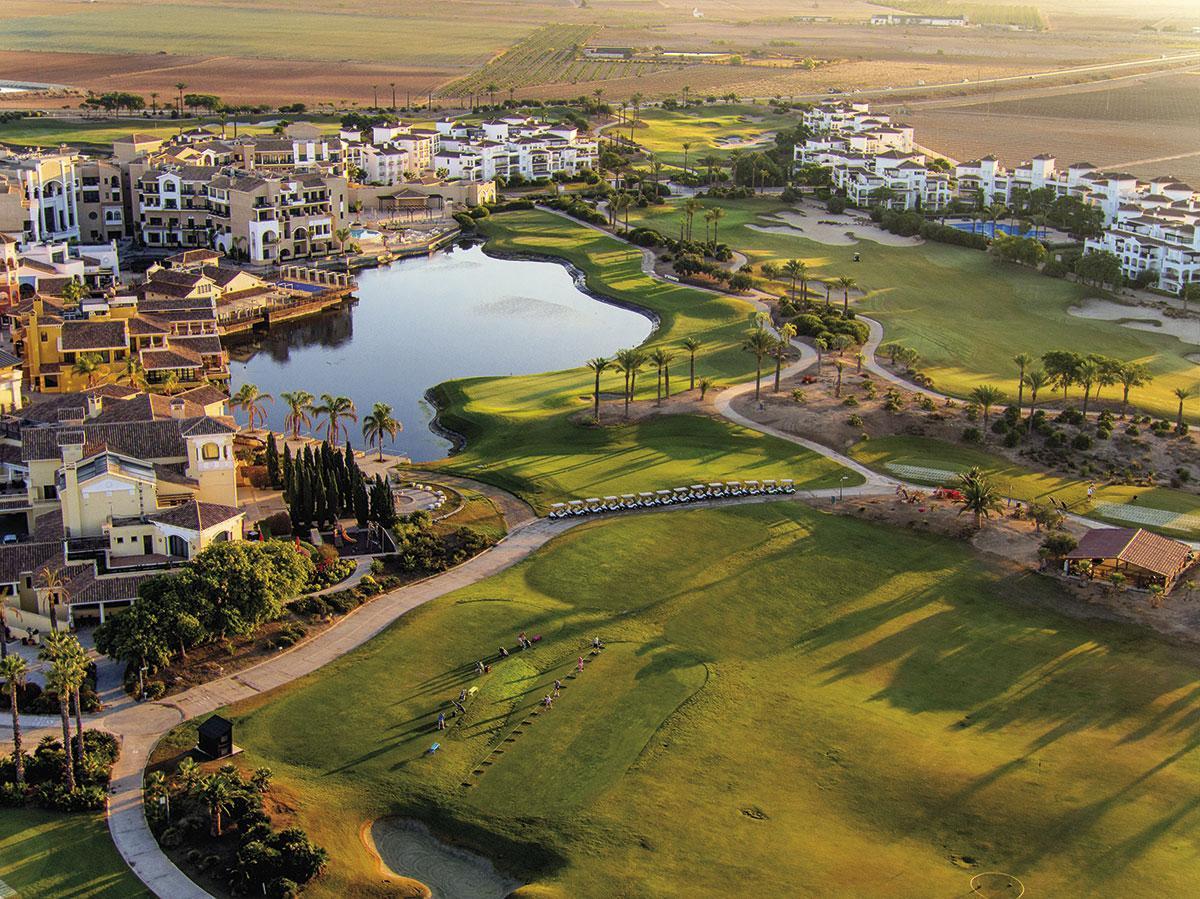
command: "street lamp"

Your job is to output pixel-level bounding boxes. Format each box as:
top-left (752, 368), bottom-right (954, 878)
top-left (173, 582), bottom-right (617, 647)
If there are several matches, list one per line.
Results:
top-left (839, 475), bottom-right (848, 503)
top-left (138, 664), bottom-right (148, 700)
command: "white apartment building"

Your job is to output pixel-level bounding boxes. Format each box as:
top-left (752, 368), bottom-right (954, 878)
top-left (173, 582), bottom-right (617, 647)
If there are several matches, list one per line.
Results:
top-left (433, 116), bottom-right (597, 183)
top-left (0, 150), bottom-right (81, 245)
top-left (1085, 194), bottom-right (1200, 294)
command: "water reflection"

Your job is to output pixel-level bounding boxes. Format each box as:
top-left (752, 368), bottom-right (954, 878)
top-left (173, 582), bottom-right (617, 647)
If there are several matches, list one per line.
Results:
top-left (230, 243), bottom-right (653, 462)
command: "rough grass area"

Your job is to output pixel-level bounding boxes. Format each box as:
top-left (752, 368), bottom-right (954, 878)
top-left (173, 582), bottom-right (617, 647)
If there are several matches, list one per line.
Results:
top-left (849, 434), bottom-right (1200, 537)
top-left (203, 502), bottom-right (1200, 897)
top-left (626, 197), bottom-right (1200, 420)
top-left (0, 808), bottom-right (147, 897)
top-left (429, 209), bottom-right (858, 509)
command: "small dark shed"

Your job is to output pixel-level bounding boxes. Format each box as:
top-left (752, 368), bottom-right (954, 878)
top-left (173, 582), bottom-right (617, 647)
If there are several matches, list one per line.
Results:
top-left (197, 715), bottom-right (234, 759)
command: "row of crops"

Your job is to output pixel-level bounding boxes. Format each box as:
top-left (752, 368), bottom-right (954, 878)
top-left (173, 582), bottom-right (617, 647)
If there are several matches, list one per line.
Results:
top-left (890, 1), bottom-right (1047, 30)
top-left (439, 23), bottom-right (673, 98)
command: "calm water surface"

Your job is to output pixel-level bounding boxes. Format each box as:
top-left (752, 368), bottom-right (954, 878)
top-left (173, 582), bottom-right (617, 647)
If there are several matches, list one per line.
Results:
top-left (229, 244), bottom-right (653, 461)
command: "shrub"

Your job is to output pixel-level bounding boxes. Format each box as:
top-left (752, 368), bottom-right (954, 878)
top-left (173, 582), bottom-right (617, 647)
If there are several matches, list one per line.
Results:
top-left (842, 395), bottom-right (859, 406)
top-left (791, 389), bottom-right (807, 404)
top-left (258, 511), bottom-right (292, 538)
top-left (1003, 429), bottom-right (1021, 447)
top-left (847, 414), bottom-right (864, 427)
top-left (918, 395), bottom-right (935, 411)
top-left (1040, 530), bottom-right (1078, 560)
top-left (827, 195), bottom-right (847, 214)
top-left (961, 427), bottom-right (982, 444)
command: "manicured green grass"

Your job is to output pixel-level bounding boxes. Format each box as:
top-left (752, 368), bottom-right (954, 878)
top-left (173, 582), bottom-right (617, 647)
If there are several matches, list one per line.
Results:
top-left (216, 502), bottom-right (1200, 896)
top-left (849, 434), bottom-right (1200, 536)
top-left (629, 104), bottom-right (796, 167)
top-left (0, 808), bottom-right (147, 898)
top-left (430, 209), bottom-right (858, 509)
top-left (626, 197), bottom-right (1200, 421)
top-left (0, 117), bottom-right (326, 149)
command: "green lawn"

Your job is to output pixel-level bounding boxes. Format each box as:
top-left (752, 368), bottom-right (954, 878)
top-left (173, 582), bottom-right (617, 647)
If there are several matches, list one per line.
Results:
top-left (0, 808), bottom-right (146, 898)
top-left (849, 434), bottom-right (1200, 537)
top-left (430, 209), bottom-right (857, 510)
top-left (627, 104), bottom-right (796, 167)
top-left (625, 197), bottom-right (1200, 421)
top-left (209, 502), bottom-right (1200, 896)
top-left (0, 116), bottom-right (335, 149)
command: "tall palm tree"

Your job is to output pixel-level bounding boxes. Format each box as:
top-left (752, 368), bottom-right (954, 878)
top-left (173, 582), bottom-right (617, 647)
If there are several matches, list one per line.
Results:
top-left (39, 566), bottom-right (68, 630)
top-left (334, 226), bottom-right (353, 271)
top-left (969, 384), bottom-right (1005, 431)
top-left (682, 337), bottom-right (701, 391)
top-left (174, 82), bottom-right (186, 116)
top-left (199, 774), bottom-right (235, 837)
top-left (72, 353), bottom-right (104, 390)
top-left (682, 197), bottom-right (700, 243)
top-left (834, 359), bottom-right (845, 397)
top-left (314, 394), bottom-right (358, 443)
top-left (956, 467), bottom-right (1003, 529)
top-left (362, 402), bottom-right (402, 461)
top-left (586, 357), bottom-right (609, 422)
top-left (836, 275), bottom-right (857, 312)
top-left (0, 654), bottom-right (28, 786)
top-left (1012, 352), bottom-right (1033, 410)
top-left (783, 259), bottom-right (805, 303)
top-left (814, 336), bottom-right (828, 373)
top-left (681, 141), bottom-right (692, 174)
top-left (150, 91), bottom-right (158, 115)
top-left (744, 325), bottom-right (774, 401)
top-left (43, 632), bottom-right (88, 775)
top-left (1117, 363), bottom-right (1151, 419)
top-left (771, 323), bottom-right (797, 393)
top-left (650, 347), bottom-right (675, 404)
top-left (707, 206), bottom-right (725, 248)
top-left (1075, 358), bottom-right (1101, 418)
top-left (231, 382), bottom-right (273, 432)
top-left (1023, 369), bottom-right (1048, 429)
top-left (1174, 386), bottom-right (1196, 428)
top-left (280, 390), bottom-right (315, 440)
top-left (43, 653), bottom-right (82, 790)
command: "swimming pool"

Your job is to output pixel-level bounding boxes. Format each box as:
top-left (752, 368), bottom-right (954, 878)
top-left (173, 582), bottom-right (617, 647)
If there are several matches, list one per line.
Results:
top-left (948, 221), bottom-right (1041, 239)
top-left (349, 227), bottom-right (382, 240)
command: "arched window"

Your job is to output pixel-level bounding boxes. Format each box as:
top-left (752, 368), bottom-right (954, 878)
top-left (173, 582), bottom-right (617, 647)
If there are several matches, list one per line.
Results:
top-left (168, 534), bottom-right (188, 558)
top-left (201, 442), bottom-right (220, 460)
top-left (213, 530), bottom-right (231, 543)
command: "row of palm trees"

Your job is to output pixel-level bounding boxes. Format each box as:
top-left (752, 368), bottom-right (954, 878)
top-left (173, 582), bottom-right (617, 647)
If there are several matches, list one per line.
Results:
top-left (770, 259), bottom-right (858, 312)
top-left (585, 337), bottom-right (706, 421)
top-left (231, 385), bottom-right (402, 459)
top-left (1, 630), bottom-right (89, 791)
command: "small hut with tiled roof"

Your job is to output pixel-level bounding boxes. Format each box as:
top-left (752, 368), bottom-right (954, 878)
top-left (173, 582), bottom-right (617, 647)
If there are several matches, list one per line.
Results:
top-left (1065, 527), bottom-right (1195, 593)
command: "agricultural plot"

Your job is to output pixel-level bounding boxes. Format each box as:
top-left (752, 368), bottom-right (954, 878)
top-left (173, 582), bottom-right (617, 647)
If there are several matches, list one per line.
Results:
top-left (889, 0), bottom-right (1047, 29)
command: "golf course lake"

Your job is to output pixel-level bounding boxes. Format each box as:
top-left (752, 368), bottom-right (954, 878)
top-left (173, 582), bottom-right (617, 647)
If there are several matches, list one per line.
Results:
top-left (229, 243), bottom-right (654, 461)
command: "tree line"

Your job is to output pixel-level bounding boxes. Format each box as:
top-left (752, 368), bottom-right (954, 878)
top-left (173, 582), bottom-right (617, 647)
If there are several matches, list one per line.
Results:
top-left (278, 438), bottom-right (397, 533)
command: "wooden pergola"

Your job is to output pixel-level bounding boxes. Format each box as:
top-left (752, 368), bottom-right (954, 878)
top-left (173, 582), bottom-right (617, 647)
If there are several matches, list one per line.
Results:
top-left (1064, 527), bottom-right (1195, 593)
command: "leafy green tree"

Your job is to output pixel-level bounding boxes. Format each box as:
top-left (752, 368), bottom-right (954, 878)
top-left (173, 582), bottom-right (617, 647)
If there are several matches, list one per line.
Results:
top-left (266, 433), bottom-right (281, 488)
top-left (1118, 362), bottom-right (1152, 418)
top-left (187, 542), bottom-right (314, 639)
top-left (72, 352), bottom-right (105, 389)
top-left (1041, 350), bottom-right (1082, 400)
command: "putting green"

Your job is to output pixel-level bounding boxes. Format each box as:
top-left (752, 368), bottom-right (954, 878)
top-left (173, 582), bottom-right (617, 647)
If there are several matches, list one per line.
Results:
top-left (213, 502), bottom-right (1200, 896)
top-left (624, 198), bottom-right (1200, 421)
top-left (430, 210), bottom-right (858, 509)
top-left (623, 104), bottom-right (797, 167)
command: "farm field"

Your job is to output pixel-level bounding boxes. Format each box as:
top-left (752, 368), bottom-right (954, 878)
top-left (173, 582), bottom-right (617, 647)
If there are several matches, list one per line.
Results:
top-left (623, 197), bottom-right (1200, 421)
top-left (0, 808), bottom-right (149, 898)
top-left (431, 210), bottom-right (857, 509)
top-left (849, 435), bottom-right (1200, 537)
top-left (627, 104), bottom-right (797, 167)
top-left (891, 70), bottom-right (1200, 183)
top-left (0, 116), bottom-right (325, 149)
top-left (199, 501), bottom-right (1200, 897)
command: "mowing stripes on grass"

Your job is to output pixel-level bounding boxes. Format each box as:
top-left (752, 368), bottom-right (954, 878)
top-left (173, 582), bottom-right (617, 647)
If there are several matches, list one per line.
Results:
top-left (0, 878), bottom-right (15, 898)
top-left (1091, 503), bottom-right (1200, 533)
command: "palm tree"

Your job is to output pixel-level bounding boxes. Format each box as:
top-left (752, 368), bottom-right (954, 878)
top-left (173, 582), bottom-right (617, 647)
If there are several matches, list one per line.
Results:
top-left (956, 467), bottom-right (1004, 529)
top-left (177, 757), bottom-right (202, 794)
top-left (836, 275), bottom-right (856, 312)
top-left (586, 357), bottom-right (609, 422)
top-left (39, 566), bottom-right (68, 630)
top-left (682, 197), bottom-right (700, 243)
top-left (834, 359), bottom-right (845, 397)
top-left (698, 377), bottom-right (714, 399)
top-left (121, 357), bottom-right (147, 390)
top-left (1174, 386), bottom-right (1196, 428)
top-left (1075, 358), bottom-right (1101, 418)
top-left (174, 82), bottom-right (186, 116)
top-left (160, 371), bottom-right (181, 396)
top-left (72, 353), bottom-right (104, 389)
top-left (0, 654), bottom-right (28, 785)
top-left (649, 347), bottom-right (676, 404)
top-left (626, 348), bottom-right (648, 409)
top-left (280, 390), bottom-right (315, 439)
top-left (814, 336), bottom-right (828, 373)
top-left (1023, 369), bottom-right (1048, 429)
top-left (783, 259), bottom-right (805, 303)
top-left (199, 774), bottom-right (235, 837)
top-left (231, 382), bottom-right (273, 432)
top-left (314, 394), bottom-right (358, 443)
top-left (362, 402), bottom-right (402, 461)
top-left (682, 338), bottom-right (701, 391)
top-left (43, 653), bottom-right (82, 790)
top-left (1012, 352), bottom-right (1033, 409)
top-left (1117, 363), bottom-right (1151, 418)
top-left (744, 325), bottom-right (774, 401)
top-left (150, 91), bottom-right (158, 115)
top-left (970, 384), bottom-right (1005, 431)
top-left (706, 206), bottom-right (725, 248)
top-left (681, 141), bottom-right (692, 174)
top-left (771, 323), bottom-right (797, 393)
top-left (45, 632), bottom-right (88, 772)
top-left (614, 348), bottom-right (640, 418)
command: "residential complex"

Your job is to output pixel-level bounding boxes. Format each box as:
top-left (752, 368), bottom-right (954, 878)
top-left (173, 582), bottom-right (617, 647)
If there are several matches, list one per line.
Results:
top-left (797, 100), bottom-right (1200, 293)
top-left (431, 116), bottom-right (597, 183)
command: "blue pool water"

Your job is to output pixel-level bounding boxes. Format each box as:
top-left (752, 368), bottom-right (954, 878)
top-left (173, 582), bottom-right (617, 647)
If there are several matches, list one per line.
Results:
top-left (948, 221), bottom-right (1041, 238)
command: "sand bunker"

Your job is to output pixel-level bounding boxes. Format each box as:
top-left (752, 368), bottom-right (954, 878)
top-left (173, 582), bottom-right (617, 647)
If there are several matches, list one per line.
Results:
top-left (1069, 298), bottom-right (1200, 347)
top-left (369, 819), bottom-right (522, 899)
top-left (714, 131), bottom-right (776, 149)
top-left (751, 211), bottom-right (923, 247)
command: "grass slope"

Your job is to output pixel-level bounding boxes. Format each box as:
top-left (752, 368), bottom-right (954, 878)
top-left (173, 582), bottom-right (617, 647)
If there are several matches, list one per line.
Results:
top-left (0, 808), bottom-right (148, 898)
top-left (430, 209), bottom-right (856, 509)
top-left (220, 503), bottom-right (1200, 897)
top-left (850, 434), bottom-right (1200, 537)
top-left (626, 197), bottom-right (1200, 420)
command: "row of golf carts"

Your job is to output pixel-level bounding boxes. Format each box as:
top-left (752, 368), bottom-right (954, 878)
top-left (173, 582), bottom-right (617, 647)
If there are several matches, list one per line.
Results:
top-left (547, 479), bottom-right (795, 519)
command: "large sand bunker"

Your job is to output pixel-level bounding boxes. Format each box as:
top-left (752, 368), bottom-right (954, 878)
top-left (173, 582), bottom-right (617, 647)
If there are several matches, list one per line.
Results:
top-left (749, 210), bottom-right (924, 247)
top-left (1069, 298), bottom-right (1200, 347)
top-left (368, 818), bottom-right (522, 899)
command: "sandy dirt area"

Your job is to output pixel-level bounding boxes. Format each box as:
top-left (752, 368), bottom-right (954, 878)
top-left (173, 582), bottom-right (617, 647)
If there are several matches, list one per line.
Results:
top-left (1070, 298), bottom-right (1200, 347)
top-left (751, 209), bottom-right (924, 247)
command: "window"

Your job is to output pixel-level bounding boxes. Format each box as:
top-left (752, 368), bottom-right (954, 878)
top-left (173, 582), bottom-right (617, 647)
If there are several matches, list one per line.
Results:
top-left (116, 536), bottom-right (124, 544)
top-left (43, 485), bottom-right (57, 500)
top-left (201, 442), bottom-right (220, 460)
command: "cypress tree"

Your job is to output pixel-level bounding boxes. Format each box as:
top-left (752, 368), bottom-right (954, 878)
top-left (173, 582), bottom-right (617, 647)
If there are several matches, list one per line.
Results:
top-left (314, 470), bottom-right (329, 528)
top-left (283, 444), bottom-right (293, 495)
top-left (303, 444), bottom-right (316, 472)
top-left (326, 466), bottom-right (342, 520)
top-left (354, 479), bottom-right (370, 529)
top-left (265, 433), bottom-right (281, 488)
top-left (371, 474), bottom-right (397, 529)
top-left (300, 463), bottom-right (315, 529)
